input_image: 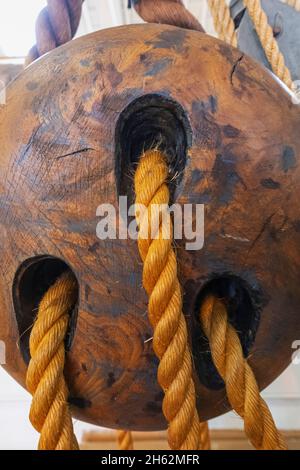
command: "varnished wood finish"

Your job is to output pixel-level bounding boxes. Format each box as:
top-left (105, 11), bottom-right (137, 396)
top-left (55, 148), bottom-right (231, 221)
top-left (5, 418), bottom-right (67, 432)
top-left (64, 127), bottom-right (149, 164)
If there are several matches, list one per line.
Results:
top-left (0, 24), bottom-right (300, 430)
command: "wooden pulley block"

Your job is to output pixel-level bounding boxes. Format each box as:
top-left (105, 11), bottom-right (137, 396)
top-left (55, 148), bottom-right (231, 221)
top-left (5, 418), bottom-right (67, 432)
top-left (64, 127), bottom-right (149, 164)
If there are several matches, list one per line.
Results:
top-left (0, 24), bottom-right (300, 431)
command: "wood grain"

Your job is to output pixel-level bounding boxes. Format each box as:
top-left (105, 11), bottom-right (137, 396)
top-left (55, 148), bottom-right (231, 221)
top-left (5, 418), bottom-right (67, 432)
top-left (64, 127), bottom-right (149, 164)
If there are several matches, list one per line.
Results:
top-left (0, 24), bottom-right (299, 430)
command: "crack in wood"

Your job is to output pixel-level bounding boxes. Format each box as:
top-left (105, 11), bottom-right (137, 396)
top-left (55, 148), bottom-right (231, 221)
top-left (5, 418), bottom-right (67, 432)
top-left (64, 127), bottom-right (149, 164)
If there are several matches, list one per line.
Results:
top-left (56, 148), bottom-right (95, 160)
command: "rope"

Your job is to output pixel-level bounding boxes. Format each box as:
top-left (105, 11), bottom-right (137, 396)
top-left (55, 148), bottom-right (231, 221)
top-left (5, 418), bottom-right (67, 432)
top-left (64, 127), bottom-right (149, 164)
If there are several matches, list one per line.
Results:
top-left (23, 0), bottom-right (291, 452)
top-left (26, 272), bottom-right (135, 451)
top-left (25, 0), bottom-right (84, 66)
top-left (26, 272), bottom-right (79, 450)
top-left (200, 295), bottom-right (287, 450)
top-left (132, 0), bottom-right (204, 32)
top-left (199, 421), bottom-right (211, 450)
top-left (116, 430), bottom-right (134, 450)
top-left (207, 0), bottom-right (294, 89)
top-left (207, 0), bottom-right (238, 46)
top-left (243, 0), bottom-right (293, 88)
top-left (134, 149), bottom-right (201, 450)
top-left (116, 426), bottom-right (209, 450)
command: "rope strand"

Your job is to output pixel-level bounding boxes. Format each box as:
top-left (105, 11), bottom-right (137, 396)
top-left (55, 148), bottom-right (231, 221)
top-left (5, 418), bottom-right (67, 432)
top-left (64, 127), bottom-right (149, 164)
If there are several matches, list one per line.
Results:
top-left (132, 0), bottom-right (204, 32)
top-left (243, 0), bottom-right (293, 88)
top-left (134, 149), bottom-right (201, 450)
top-left (200, 295), bottom-right (287, 450)
top-left (199, 421), bottom-right (211, 450)
top-left (25, 0), bottom-right (84, 66)
top-left (208, 0), bottom-right (238, 46)
top-left (116, 430), bottom-right (134, 450)
top-left (26, 272), bottom-right (79, 450)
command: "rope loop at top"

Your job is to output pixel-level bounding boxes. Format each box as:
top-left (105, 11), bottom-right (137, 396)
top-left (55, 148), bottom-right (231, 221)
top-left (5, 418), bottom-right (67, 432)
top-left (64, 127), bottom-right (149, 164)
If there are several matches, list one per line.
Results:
top-left (131, 0), bottom-right (204, 32)
top-left (26, 0), bottom-right (204, 65)
top-left (25, 0), bottom-right (84, 65)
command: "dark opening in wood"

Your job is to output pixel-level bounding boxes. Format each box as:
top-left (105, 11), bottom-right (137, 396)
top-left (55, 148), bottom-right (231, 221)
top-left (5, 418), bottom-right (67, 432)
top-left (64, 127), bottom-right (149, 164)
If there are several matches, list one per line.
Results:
top-left (192, 274), bottom-right (262, 390)
top-left (13, 256), bottom-right (79, 364)
top-left (115, 93), bottom-right (192, 204)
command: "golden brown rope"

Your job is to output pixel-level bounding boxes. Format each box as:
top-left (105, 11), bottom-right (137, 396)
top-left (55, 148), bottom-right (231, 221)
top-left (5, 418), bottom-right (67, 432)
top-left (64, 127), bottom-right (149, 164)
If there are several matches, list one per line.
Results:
top-left (199, 421), bottom-right (211, 450)
top-left (207, 0), bottom-right (238, 46)
top-left (208, 0), bottom-right (294, 89)
top-left (116, 430), bottom-right (134, 450)
top-left (25, 0), bottom-right (84, 66)
top-left (134, 149), bottom-right (201, 450)
top-left (132, 0), bottom-right (204, 32)
top-left (243, 0), bottom-right (293, 88)
top-left (200, 295), bottom-right (287, 450)
top-left (26, 272), bottom-right (79, 450)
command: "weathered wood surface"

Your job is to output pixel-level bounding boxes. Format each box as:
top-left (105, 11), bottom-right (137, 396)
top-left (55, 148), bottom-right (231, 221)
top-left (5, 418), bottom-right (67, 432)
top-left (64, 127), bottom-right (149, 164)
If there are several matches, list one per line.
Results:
top-left (0, 24), bottom-right (299, 430)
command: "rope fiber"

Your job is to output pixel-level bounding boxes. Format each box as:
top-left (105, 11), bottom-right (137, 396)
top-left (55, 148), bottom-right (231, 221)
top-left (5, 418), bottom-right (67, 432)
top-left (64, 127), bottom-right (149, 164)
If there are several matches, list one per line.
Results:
top-left (25, 0), bottom-right (84, 66)
top-left (243, 0), bottom-right (293, 89)
top-left (200, 295), bottom-right (287, 450)
top-left (116, 430), bottom-right (134, 450)
top-left (134, 149), bottom-right (202, 450)
top-left (208, 0), bottom-right (294, 89)
top-left (132, 0), bottom-right (204, 32)
top-left (26, 272), bottom-right (79, 450)
top-left (208, 0), bottom-right (238, 46)
top-left (25, 0), bottom-right (291, 452)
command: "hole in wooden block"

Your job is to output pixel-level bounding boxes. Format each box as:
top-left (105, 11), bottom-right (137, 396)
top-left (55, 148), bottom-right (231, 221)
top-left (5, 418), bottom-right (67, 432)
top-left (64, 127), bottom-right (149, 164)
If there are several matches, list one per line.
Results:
top-left (192, 274), bottom-right (262, 390)
top-left (115, 93), bottom-right (192, 204)
top-left (13, 256), bottom-right (79, 364)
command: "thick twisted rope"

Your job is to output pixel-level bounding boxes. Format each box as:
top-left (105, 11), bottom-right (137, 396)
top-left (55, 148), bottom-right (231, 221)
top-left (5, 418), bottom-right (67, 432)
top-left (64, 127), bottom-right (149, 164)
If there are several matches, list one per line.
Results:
top-left (208, 0), bottom-right (294, 89)
top-left (26, 272), bottom-right (79, 450)
top-left (116, 430), bottom-right (134, 450)
top-left (25, 0), bottom-right (84, 66)
top-left (199, 421), bottom-right (211, 450)
top-left (27, 0), bottom-right (204, 66)
top-left (243, 0), bottom-right (293, 88)
top-left (134, 149), bottom-right (201, 450)
top-left (208, 0), bottom-right (238, 46)
top-left (200, 295), bottom-right (287, 450)
top-left (132, 0), bottom-right (204, 32)
top-left (116, 426), bottom-right (209, 450)
top-left (26, 272), bottom-right (134, 450)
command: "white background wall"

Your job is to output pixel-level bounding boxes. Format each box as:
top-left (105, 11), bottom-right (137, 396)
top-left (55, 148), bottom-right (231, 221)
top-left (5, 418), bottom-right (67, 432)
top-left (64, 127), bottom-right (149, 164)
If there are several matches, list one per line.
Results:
top-left (1, 364), bottom-right (300, 450)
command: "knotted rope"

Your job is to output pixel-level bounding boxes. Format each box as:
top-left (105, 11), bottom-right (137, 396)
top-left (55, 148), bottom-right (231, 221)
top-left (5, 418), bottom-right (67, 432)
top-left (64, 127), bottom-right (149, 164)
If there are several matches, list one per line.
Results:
top-left (134, 149), bottom-right (202, 450)
top-left (131, 0), bottom-right (204, 32)
top-left (26, 272), bottom-right (79, 450)
top-left (200, 295), bottom-right (287, 450)
top-left (25, 0), bottom-right (84, 66)
top-left (116, 430), bottom-right (134, 450)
